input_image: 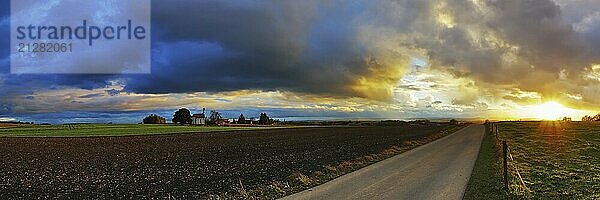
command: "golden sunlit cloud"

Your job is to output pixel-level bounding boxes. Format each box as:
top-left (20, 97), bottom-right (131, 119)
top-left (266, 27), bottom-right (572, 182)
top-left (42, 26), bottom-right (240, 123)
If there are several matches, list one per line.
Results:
top-left (434, 2), bottom-right (456, 28)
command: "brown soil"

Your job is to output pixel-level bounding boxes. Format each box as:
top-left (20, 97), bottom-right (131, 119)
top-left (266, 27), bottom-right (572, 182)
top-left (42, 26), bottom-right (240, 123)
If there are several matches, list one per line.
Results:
top-left (0, 124), bottom-right (457, 198)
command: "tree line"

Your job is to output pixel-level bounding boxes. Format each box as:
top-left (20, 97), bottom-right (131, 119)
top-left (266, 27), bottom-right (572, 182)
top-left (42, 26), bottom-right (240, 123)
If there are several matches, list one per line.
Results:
top-left (143, 108), bottom-right (274, 125)
top-left (143, 114), bottom-right (166, 124)
top-left (582, 114), bottom-right (600, 122)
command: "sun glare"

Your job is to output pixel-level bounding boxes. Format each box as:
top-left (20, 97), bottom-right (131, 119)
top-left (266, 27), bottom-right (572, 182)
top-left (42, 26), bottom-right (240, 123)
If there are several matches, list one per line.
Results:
top-left (533, 101), bottom-right (574, 120)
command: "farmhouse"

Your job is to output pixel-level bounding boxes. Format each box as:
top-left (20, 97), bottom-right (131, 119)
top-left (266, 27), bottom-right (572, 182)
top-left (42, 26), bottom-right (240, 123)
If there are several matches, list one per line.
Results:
top-left (191, 108), bottom-right (207, 125)
top-left (214, 119), bottom-right (230, 126)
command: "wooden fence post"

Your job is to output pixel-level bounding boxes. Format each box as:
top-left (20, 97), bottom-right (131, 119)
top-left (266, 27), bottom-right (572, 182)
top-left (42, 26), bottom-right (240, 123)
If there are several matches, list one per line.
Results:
top-left (495, 125), bottom-right (499, 139)
top-left (503, 140), bottom-right (508, 191)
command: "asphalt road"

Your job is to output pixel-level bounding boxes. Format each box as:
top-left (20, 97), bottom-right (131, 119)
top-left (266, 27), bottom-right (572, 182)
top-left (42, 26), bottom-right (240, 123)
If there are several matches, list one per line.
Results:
top-left (281, 124), bottom-right (485, 200)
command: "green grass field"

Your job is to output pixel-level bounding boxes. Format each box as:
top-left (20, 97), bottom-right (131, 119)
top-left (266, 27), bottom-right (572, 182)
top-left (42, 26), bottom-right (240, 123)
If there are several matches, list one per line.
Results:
top-left (496, 121), bottom-right (600, 199)
top-left (0, 124), bottom-right (282, 137)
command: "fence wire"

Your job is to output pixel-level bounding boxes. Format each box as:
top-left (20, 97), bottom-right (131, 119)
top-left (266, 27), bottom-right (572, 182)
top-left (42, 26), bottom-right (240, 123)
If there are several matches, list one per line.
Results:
top-left (488, 123), bottom-right (532, 195)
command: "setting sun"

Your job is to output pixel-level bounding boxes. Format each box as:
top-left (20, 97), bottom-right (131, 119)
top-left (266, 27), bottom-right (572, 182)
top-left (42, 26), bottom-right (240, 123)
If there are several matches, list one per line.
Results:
top-left (533, 101), bottom-right (574, 120)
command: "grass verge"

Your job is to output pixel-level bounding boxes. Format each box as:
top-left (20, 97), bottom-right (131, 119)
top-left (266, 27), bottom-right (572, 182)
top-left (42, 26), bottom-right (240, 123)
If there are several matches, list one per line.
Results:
top-left (463, 124), bottom-right (511, 200)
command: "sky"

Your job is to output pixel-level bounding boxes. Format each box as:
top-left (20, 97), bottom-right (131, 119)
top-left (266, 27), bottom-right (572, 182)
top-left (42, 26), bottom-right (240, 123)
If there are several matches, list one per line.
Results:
top-left (1, 0), bottom-right (600, 124)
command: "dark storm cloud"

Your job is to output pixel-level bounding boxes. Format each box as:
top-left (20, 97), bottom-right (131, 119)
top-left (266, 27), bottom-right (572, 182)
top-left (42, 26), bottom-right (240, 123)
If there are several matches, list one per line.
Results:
top-left (402, 0), bottom-right (588, 83)
top-left (488, 0), bottom-right (588, 72)
top-left (9, 0), bottom-right (586, 100)
top-left (131, 0), bottom-right (597, 102)
top-left (0, 0), bottom-right (8, 73)
top-left (123, 0), bottom-right (379, 97)
top-left (0, 0), bottom-right (390, 99)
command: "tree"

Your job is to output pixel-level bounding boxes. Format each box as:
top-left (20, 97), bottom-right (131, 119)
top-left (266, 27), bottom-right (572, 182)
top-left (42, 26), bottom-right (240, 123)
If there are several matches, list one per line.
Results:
top-left (209, 111), bottom-right (222, 122)
top-left (449, 119), bottom-right (458, 125)
top-left (143, 114), bottom-right (166, 124)
top-left (238, 113), bottom-right (246, 124)
top-left (172, 108), bottom-right (192, 124)
top-left (583, 115), bottom-right (592, 122)
top-left (259, 113), bottom-right (270, 125)
top-left (582, 114), bottom-right (600, 122)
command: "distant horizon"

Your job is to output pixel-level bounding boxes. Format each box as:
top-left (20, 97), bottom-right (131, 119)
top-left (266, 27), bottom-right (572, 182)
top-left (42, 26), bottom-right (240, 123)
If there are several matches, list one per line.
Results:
top-left (1, 113), bottom-right (591, 125)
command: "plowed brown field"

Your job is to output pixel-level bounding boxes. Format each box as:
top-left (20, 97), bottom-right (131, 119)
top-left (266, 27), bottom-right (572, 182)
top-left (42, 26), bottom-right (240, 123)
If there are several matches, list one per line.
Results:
top-left (0, 124), bottom-right (461, 198)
